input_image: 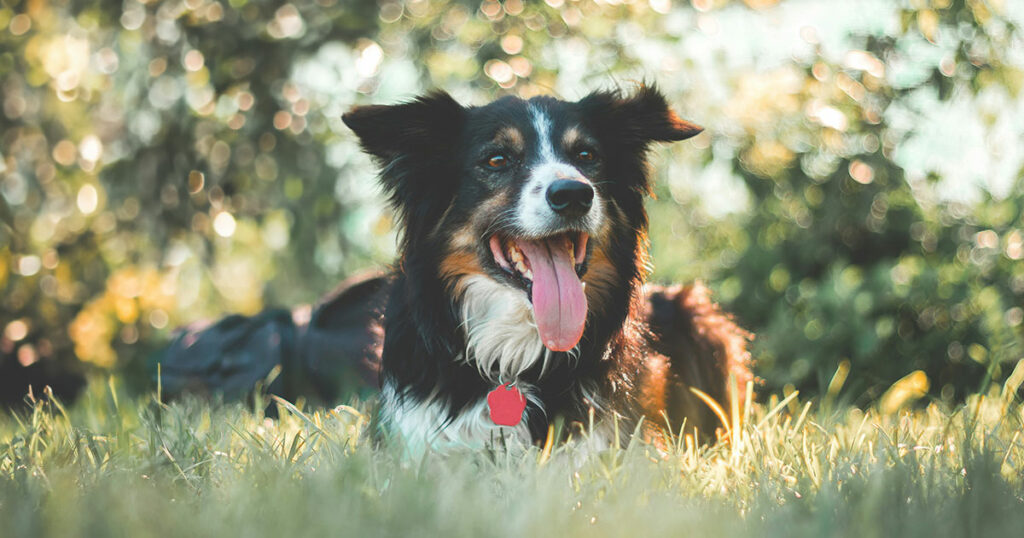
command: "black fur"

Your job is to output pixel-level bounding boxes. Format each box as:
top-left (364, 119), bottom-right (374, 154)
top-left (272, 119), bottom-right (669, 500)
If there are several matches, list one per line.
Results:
top-left (343, 87), bottom-right (732, 443)
top-left (158, 87), bottom-right (749, 447)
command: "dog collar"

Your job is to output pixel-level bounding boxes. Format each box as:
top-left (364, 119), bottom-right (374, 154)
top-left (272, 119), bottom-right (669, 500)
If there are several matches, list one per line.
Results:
top-left (487, 382), bottom-right (526, 426)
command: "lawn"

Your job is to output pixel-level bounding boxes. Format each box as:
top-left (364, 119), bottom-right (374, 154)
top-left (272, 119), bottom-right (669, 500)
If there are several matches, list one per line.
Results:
top-left (2, 376), bottom-right (1024, 538)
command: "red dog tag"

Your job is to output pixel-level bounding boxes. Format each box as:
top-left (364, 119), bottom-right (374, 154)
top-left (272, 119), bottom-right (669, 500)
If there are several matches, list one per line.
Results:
top-left (487, 383), bottom-right (527, 426)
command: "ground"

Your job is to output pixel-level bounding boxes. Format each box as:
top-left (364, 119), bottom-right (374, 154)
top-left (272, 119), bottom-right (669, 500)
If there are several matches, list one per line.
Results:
top-left (2, 379), bottom-right (1023, 537)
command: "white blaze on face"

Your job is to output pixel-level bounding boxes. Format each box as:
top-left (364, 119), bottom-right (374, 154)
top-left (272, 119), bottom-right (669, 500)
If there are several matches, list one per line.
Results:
top-left (516, 105), bottom-right (604, 236)
top-left (531, 103), bottom-right (558, 162)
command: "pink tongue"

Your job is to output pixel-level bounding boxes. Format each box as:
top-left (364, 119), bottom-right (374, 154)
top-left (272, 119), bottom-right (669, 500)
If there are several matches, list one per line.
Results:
top-left (515, 236), bottom-right (587, 352)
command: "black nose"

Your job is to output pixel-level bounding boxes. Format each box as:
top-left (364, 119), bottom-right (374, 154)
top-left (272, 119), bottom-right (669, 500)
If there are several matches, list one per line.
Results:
top-left (546, 180), bottom-right (594, 217)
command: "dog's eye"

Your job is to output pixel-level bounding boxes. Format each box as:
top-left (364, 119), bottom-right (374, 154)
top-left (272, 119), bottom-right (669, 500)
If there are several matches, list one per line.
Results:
top-left (486, 154), bottom-right (508, 169)
top-left (575, 149), bottom-right (596, 162)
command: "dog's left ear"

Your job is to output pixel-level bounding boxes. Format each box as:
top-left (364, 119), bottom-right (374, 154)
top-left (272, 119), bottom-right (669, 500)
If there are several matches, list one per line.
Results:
top-left (579, 85), bottom-right (703, 146)
top-left (342, 91), bottom-right (466, 162)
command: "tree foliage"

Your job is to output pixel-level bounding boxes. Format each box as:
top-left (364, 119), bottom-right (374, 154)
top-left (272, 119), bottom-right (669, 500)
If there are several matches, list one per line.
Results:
top-left (1, 0), bottom-right (1021, 404)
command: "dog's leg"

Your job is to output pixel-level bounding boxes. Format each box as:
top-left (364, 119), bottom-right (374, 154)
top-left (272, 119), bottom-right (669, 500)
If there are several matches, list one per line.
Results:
top-left (642, 282), bottom-right (753, 440)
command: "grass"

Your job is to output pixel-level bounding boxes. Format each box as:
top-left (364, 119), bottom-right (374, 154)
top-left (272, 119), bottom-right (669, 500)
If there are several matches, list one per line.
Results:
top-left (2, 377), bottom-right (1024, 538)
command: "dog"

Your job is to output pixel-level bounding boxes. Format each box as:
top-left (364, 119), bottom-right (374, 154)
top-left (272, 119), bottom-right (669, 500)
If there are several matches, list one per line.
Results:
top-left (158, 86), bottom-right (752, 455)
top-left (340, 86), bottom-right (751, 453)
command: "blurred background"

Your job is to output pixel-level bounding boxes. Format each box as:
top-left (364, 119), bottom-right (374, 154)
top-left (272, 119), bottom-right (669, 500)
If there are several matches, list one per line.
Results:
top-left (1, 0), bottom-right (1022, 408)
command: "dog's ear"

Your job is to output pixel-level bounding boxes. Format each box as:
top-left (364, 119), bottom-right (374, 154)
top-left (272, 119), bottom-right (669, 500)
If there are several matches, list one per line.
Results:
top-left (342, 91), bottom-right (466, 161)
top-left (579, 85), bottom-right (703, 146)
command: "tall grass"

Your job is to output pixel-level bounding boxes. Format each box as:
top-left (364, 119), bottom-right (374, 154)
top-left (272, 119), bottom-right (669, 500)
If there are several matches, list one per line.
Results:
top-left (2, 376), bottom-right (1023, 537)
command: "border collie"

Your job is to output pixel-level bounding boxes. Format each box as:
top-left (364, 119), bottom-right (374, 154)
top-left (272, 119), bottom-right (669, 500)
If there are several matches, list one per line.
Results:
top-left (336, 86), bottom-right (753, 454)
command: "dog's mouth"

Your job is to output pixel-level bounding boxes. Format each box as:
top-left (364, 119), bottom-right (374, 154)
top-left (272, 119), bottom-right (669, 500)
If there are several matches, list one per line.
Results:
top-left (488, 232), bottom-right (589, 352)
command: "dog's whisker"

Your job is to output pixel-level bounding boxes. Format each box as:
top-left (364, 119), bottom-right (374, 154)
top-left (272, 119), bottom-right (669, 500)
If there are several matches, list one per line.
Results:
top-left (480, 209), bottom-right (521, 241)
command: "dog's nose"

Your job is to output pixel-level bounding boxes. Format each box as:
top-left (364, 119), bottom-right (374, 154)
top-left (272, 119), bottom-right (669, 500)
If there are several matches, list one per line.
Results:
top-left (546, 180), bottom-right (594, 217)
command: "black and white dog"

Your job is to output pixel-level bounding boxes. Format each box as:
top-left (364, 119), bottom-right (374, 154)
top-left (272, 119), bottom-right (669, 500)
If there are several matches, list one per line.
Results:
top-left (339, 86), bottom-right (751, 453)
top-left (159, 86), bottom-right (751, 455)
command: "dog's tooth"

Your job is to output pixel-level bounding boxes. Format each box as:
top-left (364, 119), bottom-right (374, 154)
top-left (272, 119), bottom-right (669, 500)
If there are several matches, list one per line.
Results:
top-left (524, 268), bottom-right (533, 280)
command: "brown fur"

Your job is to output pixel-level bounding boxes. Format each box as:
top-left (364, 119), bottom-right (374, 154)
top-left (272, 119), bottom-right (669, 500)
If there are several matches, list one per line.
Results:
top-left (493, 126), bottom-right (525, 152)
top-left (440, 252), bottom-right (483, 296)
top-left (642, 282), bottom-right (754, 438)
top-left (581, 250), bottom-right (618, 314)
top-left (561, 126), bottom-right (584, 149)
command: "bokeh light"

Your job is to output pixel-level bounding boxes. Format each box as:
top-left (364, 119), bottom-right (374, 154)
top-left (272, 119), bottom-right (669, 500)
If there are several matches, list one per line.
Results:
top-left (0, 0), bottom-right (1021, 406)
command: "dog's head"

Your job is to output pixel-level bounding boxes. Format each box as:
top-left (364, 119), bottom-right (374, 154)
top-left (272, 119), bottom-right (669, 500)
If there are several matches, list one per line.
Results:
top-left (343, 87), bottom-right (701, 353)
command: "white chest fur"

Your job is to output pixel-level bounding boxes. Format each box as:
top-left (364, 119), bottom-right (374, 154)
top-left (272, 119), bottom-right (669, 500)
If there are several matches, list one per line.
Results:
top-left (380, 382), bottom-right (539, 458)
top-left (458, 274), bottom-right (562, 381)
top-left (380, 275), bottom-right (598, 456)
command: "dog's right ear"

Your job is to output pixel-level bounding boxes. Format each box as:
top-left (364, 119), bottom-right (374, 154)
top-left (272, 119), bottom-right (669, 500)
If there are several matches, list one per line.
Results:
top-left (342, 92), bottom-right (466, 162)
